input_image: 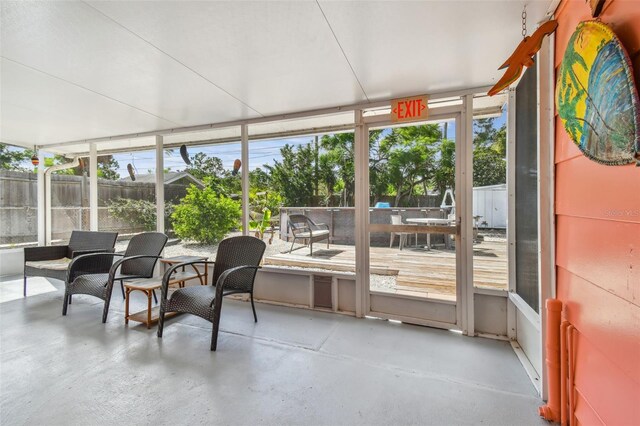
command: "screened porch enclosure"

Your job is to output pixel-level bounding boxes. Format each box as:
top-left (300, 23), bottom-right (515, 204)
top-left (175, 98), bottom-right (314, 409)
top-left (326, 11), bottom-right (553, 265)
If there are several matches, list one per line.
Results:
top-left (1, 91), bottom-right (512, 333)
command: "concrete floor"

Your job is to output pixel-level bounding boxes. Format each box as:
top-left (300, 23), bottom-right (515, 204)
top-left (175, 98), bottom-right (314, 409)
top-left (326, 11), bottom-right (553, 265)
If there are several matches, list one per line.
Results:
top-left (0, 276), bottom-right (546, 425)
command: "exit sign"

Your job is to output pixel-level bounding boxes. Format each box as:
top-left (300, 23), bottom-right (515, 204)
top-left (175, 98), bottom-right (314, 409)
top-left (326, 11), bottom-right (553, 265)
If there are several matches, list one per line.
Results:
top-left (391, 95), bottom-right (429, 123)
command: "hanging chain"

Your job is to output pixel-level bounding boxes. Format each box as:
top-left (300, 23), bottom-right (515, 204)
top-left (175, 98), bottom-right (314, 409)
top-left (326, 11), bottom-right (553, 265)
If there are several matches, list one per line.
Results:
top-left (521, 5), bottom-right (527, 38)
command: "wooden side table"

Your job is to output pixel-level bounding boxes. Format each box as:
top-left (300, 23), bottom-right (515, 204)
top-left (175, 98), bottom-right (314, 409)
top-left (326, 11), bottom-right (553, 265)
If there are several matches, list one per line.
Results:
top-left (124, 278), bottom-right (172, 329)
top-left (160, 255), bottom-right (209, 287)
top-left (124, 256), bottom-right (209, 328)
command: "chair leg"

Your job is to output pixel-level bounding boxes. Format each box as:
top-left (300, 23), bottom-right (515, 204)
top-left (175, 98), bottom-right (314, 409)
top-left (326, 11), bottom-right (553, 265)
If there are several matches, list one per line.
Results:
top-left (289, 238), bottom-right (296, 253)
top-left (62, 290), bottom-right (70, 315)
top-left (310, 241), bottom-right (313, 256)
top-left (210, 315), bottom-right (221, 351)
top-left (157, 305), bottom-right (165, 338)
top-left (390, 233), bottom-right (395, 248)
top-left (210, 297), bottom-right (224, 351)
top-left (152, 289), bottom-right (158, 304)
top-left (23, 275), bottom-right (27, 297)
top-left (69, 294), bottom-right (72, 304)
top-left (250, 292), bottom-right (257, 323)
top-left (120, 280), bottom-right (125, 299)
top-left (102, 297), bottom-right (111, 323)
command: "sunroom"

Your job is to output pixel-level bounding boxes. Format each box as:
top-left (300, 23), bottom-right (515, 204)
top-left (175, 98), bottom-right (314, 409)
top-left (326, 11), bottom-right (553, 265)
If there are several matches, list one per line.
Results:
top-left (1, 1), bottom-right (638, 425)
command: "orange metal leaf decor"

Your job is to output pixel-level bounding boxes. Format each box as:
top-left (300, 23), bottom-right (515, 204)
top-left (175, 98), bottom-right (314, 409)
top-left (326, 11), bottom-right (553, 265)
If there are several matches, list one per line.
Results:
top-left (232, 158), bottom-right (241, 176)
top-left (127, 163), bottom-right (136, 181)
top-left (488, 20), bottom-right (558, 96)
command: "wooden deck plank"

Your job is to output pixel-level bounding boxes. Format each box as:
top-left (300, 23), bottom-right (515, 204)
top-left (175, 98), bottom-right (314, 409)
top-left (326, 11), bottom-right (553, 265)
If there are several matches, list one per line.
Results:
top-left (264, 238), bottom-right (508, 298)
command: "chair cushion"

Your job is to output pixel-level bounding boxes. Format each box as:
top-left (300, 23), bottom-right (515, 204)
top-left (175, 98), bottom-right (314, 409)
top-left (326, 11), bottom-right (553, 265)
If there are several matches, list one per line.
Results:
top-left (25, 258), bottom-right (72, 271)
top-left (295, 230), bottom-right (330, 238)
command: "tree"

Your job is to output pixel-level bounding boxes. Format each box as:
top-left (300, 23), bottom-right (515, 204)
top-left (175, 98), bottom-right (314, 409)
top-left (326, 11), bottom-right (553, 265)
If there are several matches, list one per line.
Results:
top-left (0, 144), bottom-right (35, 171)
top-left (433, 138), bottom-right (456, 198)
top-left (492, 125), bottom-right (507, 157)
top-left (320, 133), bottom-right (355, 206)
top-left (474, 117), bottom-right (506, 155)
top-left (265, 144), bottom-right (315, 207)
top-left (473, 118), bottom-right (496, 147)
top-left (473, 147), bottom-right (506, 187)
top-left (317, 153), bottom-right (338, 205)
top-left (186, 153), bottom-right (226, 181)
top-left (471, 118), bottom-right (507, 186)
top-left (320, 130), bottom-right (385, 206)
top-left (382, 125), bottom-right (441, 206)
top-left (368, 132), bottom-right (391, 205)
top-left (96, 156), bottom-right (120, 180)
top-left (186, 152), bottom-right (241, 196)
top-left (249, 167), bottom-right (271, 191)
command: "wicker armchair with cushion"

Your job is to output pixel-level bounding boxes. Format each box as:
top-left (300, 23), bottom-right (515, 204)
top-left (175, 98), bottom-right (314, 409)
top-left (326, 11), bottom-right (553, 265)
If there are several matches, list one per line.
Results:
top-left (23, 230), bottom-right (118, 296)
top-left (157, 236), bottom-right (266, 351)
top-left (62, 232), bottom-right (168, 323)
top-left (287, 214), bottom-right (330, 255)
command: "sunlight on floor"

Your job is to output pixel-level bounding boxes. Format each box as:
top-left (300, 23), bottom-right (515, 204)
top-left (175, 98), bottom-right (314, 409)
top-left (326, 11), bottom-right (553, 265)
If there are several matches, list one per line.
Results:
top-left (0, 276), bottom-right (56, 304)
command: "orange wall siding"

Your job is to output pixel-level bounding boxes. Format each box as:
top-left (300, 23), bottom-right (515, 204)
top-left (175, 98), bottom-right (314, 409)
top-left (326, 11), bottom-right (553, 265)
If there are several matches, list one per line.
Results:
top-left (554, 1), bottom-right (640, 424)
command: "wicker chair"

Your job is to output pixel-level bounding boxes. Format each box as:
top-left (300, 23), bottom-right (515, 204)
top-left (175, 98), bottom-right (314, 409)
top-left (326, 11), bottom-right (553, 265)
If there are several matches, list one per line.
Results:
top-left (287, 214), bottom-right (330, 255)
top-left (157, 236), bottom-right (266, 351)
top-left (62, 232), bottom-right (168, 323)
top-left (23, 230), bottom-right (118, 296)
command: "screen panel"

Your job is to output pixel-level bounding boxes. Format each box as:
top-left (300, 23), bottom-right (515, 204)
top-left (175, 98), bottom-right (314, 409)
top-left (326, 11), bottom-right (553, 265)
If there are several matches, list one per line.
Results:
top-left (515, 66), bottom-right (539, 313)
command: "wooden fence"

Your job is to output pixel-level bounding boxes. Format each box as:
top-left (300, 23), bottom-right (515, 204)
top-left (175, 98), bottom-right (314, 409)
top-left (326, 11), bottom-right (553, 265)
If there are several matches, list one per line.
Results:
top-left (0, 170), bottom-right (190, 245)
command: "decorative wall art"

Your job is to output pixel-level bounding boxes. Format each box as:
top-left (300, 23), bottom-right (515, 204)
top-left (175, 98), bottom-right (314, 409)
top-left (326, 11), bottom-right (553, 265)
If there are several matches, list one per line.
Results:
top-left (556, 20), bottom-right (640, 166)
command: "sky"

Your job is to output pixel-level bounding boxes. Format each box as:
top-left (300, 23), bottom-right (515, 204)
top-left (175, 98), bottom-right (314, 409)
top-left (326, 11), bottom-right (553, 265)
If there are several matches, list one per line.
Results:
top-left (8, 109), bottom-right (506, 178)
top-left (112, 109), bottom-right (506, 178)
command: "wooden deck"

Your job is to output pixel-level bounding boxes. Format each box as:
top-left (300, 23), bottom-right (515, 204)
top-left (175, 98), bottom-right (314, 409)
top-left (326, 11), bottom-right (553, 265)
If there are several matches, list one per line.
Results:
top-left (264, 238), bottom-right (507, 299)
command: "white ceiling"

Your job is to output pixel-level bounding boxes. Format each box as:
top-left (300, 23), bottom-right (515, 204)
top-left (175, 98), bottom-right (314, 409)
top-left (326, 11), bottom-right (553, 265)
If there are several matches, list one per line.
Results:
top-left (0, 0), bottom-right (552, 153)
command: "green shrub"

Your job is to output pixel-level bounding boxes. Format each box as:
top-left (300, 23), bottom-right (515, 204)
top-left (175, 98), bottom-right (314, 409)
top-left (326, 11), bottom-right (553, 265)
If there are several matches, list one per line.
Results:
top-left (171, 185), bottom-right (241, 244)
top-left (107, 198), bottom-right (173, 231)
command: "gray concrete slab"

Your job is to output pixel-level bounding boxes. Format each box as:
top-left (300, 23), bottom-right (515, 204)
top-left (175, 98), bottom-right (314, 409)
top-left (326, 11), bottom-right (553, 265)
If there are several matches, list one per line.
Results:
top-left (0, 277), bottom-right (546, 425)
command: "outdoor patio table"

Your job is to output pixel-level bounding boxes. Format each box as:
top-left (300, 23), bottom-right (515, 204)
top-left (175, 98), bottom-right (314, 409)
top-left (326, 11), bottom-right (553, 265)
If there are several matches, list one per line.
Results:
top-left (405, 218), bottom-right (456, 250)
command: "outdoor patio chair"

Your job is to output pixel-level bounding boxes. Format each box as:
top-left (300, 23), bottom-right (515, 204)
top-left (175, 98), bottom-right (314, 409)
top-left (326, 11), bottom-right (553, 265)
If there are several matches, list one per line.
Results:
top-left (62, 232), bottom-right (168, 323)
top-left (287, 214), bottom-right (330, 255)
top-left (389, 214), bottom-right (413, 250)
top-left (23, 230), bottom-right (118, 296)
top-left (157, 236), bottom-right (266, 351)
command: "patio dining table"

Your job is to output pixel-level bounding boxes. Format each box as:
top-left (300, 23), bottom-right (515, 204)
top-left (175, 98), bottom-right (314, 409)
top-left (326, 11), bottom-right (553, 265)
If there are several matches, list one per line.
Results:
top-left (405, 218), bottom-right (456, 250)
